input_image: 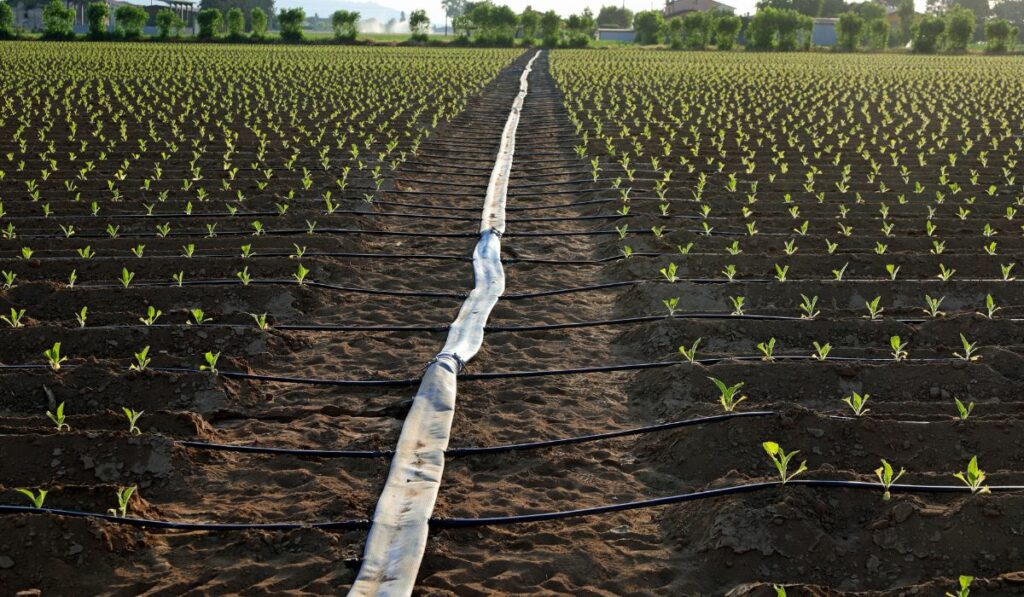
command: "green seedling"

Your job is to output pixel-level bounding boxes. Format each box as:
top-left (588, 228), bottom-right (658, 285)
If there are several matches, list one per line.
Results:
top-left (954, 397), bottom-right (974, 420)
top-left (678, 338), bottom-right (701, 364)
top-left (107, 486), bottom-right (137, 518)
top-left (119, 267), bottom-right (135, 289)
top-left (923, 295), bottom-right (945, 318)
top-left (937, 264), bottom-right (956, 281)
top-left (44, 342), bottom-right (67, 371)
top-left (954, 334), bottom-right (980, 361)
top-left (663, 297), bottom-right (680, 317)
top-left (660, 262), bottom-right (678, 283)
top-left (294, 264), bottom-right (310, 285)
top-left (236, 267), bottom-right (252, 286)
top-left (832, 262), bottom-right (849, 281)
top-left (47, 401), bottom-right (69, 431)
top-left (875, 459), bottom-right (905, 501)
top-left (122, 407), bottom-right (143, 435)
top-left (67, 270), bottom-right (77, 288)
top-left (812, 341), bottom-right (831, 361)
top-left (774, 264), bottom-right (788, 282)
top-left (1, 308), bottom-right (26, 328)
top-left (842, 392), bottom-right (870, 416)
top-left (131, 244), bottom-right (145, 258)
top-left (16, 488), bottom-right (47, 508)
top-left (721, 264), bottom-right (737, 281)
top-left (890, 336), bottom-right (908, 362)
top-left (977, 294), bottom-right (1000, 320)
top-left (190, 308), bottom-right (211, 325)
top-left (172, 271), bottom-right (185, 287)
top-left (885, 264), bottom-right (900, 280)
top-left (75, 306), bottom-right (88, 328)
top-left (250, 313), bottom-right (271, 330)
top-left (757, 337), bottom-right (776, 362)
top-left (200, 351), bottom-right (220, 374)
top-left (139, 306), bottom-right (161, 326)
top-left (181, 244), bottom-right (195, 258)
top-left (709, 377), bottom-right (746, 412)
top-left (729, 296), bottom-right (745, 316)
top-left (953, 456), bottom-right (990, 494)
top-left (762, 441), bottom-right (807, 485)
top-left (865, 296), bottom-right (884, 320)
top-left (945, 575), bottom-right (973, 597)
top-left (799, 294), bottom-right (820, 320)
top-left (130, 346), bottom-right (151, 372)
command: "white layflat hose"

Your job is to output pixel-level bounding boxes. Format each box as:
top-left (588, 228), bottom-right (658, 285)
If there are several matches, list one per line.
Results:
top-left (348, 49), bottom-right (543, 597)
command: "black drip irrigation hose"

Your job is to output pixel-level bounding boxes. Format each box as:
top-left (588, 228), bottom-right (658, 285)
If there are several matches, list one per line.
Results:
top-left (430, 480), bottom-right (1024, 528)
top-left (5, 480), bottom-right (1023, 532)
top-left (60, 279), bottom-right (468, 300)
top-left (0, 364), bottom-right (421, 387)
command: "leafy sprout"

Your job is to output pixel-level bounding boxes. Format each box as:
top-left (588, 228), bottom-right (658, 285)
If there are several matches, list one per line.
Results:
top-left (47, 401), bottom-right (70, 431)
top-left (874, 459), bottom-right (905, 501)
top-left (762, 441), bottom-right (807, 485)
top-left (709, 377), bottom-right (745, 412)
top-left (16, 488), bottom-right (48, 509)
top-left (107, 486), bottom-right (137, 518)
top-left (953, 456), bottom-right (990, 495)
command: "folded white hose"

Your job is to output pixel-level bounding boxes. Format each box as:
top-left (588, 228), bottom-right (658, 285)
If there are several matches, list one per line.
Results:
top-left (349, 49), bottom-right (542, 597)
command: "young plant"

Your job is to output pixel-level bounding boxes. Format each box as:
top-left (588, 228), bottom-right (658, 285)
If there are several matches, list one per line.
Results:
top-left (250, 313), bottom-right (271, 330)
top-left (890, 336), bottom-right (908, 362)
top-left (119, 267), bottom-right (135, 289)
top-left (107, 486), bottom-right (137, 518)
top-left (729, 296), bottom-right (745, 316)
top-left (678, 338), bottom-right (701, 364)
top-left (762, 441), bottom-right (808, 485)
top-left (945, 575), bottom-right (973, 597)
top-left (129, 346), bottom-right (151, 372)
top-left (709, 377), bottom-right (746, 412)
top-left (200, 351), bottom-right (220, 374)
top-left (954, 397), bottom-right (974, 421)
top-left (1, 308), bottom-right (26, 328)
top-left (757, 337), bottom-right (776, 362)
top-left (660, 262), bottom-right (679, 283)
top-left (953, 456), bottom-right (990, 495)
top-left (16, 488), bottom-right (47, 508)
top-left (75, 306), bottom-right (88, 328)
top-left (875, 459), bottom-right (905, 501)
top-left (864, 296), bottom-right (884, 320)
top-left (923, 295), bottom-right (945, 318)
top-left (122, 407), bottom-right (143, 435)
top-left (799, 294), bottom-right (819, 320)
top-left (44, 342), bottom-right (67, 371)
top-left (842, 392), bottom-right (870, 416)
top-left (190, 308), bottom-right (211, 325)
top-left (811, 341), bottom-right (831, 361)
top-left (832, 262), bottom-right (849, 281)
top-left (294, 264), bottom-right (310, 285)
top-left (663, 297), bottom-right (680, 317)
top-left (953, 334), bottom-right (980, 361)
top-left (977, 294), bottom-right (1000, 319)
top-left (47, 401), bottom-right (70, 431)
top-left (139, 306), bottom-right (162, 326)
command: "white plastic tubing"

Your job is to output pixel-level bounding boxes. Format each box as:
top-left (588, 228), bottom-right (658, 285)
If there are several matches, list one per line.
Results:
top-left (348, 50), bottom-right (542, 597)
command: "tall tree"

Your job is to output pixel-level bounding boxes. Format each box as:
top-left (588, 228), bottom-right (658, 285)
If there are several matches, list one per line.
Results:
top-left (597, 5), bottom-right (633, 28)
top-left (441, 0), bottom-right (466, 35)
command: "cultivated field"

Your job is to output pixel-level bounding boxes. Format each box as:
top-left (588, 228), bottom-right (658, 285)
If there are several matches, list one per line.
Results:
top-left (2, 43), bottom-right (1024, 595)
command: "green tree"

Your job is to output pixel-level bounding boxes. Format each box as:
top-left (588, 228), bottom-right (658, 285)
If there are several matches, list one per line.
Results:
top-left (225, 7), bottom-right (245, 38)
top-left (42, 0), bottom-right (75, 39)
top-left (597, 5), bottom-right (632, 28)
top-left (197, 8), bottom-right (222, 38)
top-left (520, 5), bottom-right (540, 41)
top-left (86, 1), bottom-right (109, 39)
top-left (155, 8), bottom-right (184, 38)
top-left (896, 0), bottom-right (915, 42)
top-left (632, 10), bottom-right (664, 44)
top-left (331, 9), bottom-right (357, 40)
top-left (409, 8), bottom-right (429, 40)
top-left (992, 0), bottom-right (1024, 42)
top-left (250, 6), bottom-right (268, 38)
top-left (715, 13), bottom-right (742, 48)
top-left (114, 4), bottom-right (147, 39)
top-left (539, 9), bottom-right (560, 45)
top-left (0, 1), bottom-right (14, 39)
top-left (944, 4), bottom-right (976, 49)
top-left (681, 11), bottom-right (712, 48)
top-left (912, 13), bottom-right (945, 51)
top-left (985, 16), bottom-right (1018, 50)
top-left (278, 7), bottom-right (304, 41)
top-left (441, 0), bottom-right (466, 35)
top-left (864, 16), bottom-right (889, 48)
top-left (664, 15), bottom-right (684, 47)
top-left (747, 7), bottom-right (779, 48)
top-left (837, 11), bottom-right (864, 49)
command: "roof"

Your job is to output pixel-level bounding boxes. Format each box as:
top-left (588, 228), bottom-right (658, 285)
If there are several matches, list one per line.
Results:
top-left (664, 0), bottom-right (735, 17)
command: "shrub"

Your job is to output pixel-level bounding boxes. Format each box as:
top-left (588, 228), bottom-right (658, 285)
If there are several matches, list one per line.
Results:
top-left (539, 10), bottom-right (560, 46)
top-left (0, 1), bottom-right (13, 40)
top-left (715, 14), bottom-right (741, 49)
top-left (86, 1), bottom-right (109, 40)
top-left (985, 17), bottom-right (1018, 52)
top-left (944, 6), bottom-right (976, 51)
top-left (155, 8), bottom-right (183, 38)
top-left (250, 7), bottom-right (267, 39)
top-left (278, 7), bottom-right (305, 42)
top-left (681, 11), bottom-right (711, 49)
top-left (114, 4), bottom-right (147, 39)
top-left (225, 7), bottom-right (245, 39)
top-left (331, 9), bottom-right (358, 41)
top-left (633, 10), bottom-right (664, 45)
top-left (409, 9), bottom-right (429, 41)
top-left (912, 14), bottom-right (945, 53)
top-left (197, 8), bottom-right (222, 40)
top-left (837, 12), bottom-right (864, 51)
top-left (864, 18), bottom-right (889, 50)
top-left (42, 0), bottom-right (75, 40)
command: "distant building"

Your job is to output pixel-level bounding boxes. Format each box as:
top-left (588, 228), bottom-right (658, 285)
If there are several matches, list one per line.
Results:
top-left (596, 27), bottom-right (635, 42)
top-left (664, 0), bottom-right (735, 19)
top-left (12, 0), bottom-right (195, 34)
top-left (812, 17), bottom-right (838, 46)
